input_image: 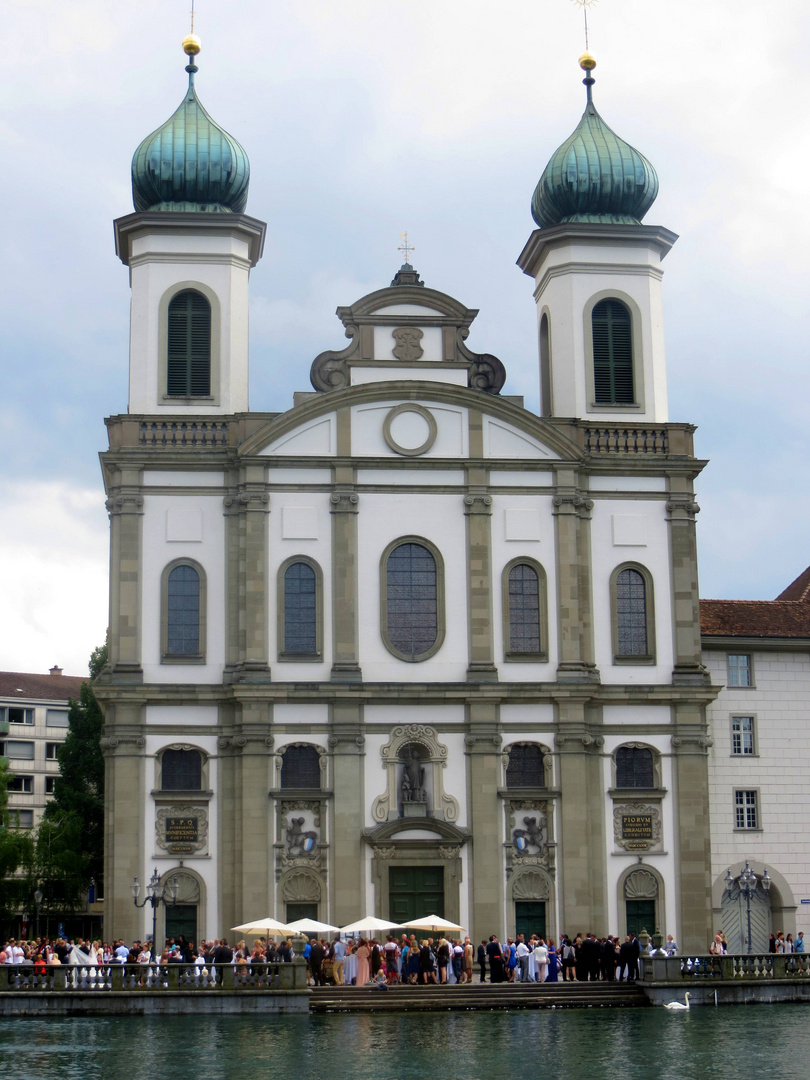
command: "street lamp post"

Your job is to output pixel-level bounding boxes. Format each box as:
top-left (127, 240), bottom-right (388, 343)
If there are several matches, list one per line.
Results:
top-left (34, 886), bottom-right (43, 940)
top-left (131, 869), bottom-right (179, 955)
top-left (725, 860), bottom-right (771, 954)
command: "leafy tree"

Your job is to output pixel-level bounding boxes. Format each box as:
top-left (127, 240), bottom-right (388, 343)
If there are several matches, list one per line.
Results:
top-left (42, 644), bottom-right (106, 897)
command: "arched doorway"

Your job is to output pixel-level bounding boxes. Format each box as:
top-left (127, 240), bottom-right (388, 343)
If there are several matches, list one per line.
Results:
top-left (163, 871), bottom-right (202, 947)
top-left (721, 885), bottom-right (772, 953)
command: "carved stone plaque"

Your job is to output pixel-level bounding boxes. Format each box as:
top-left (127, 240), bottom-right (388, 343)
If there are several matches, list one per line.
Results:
top-left (392, 326), bottom-right (424, 362)
top-left (156, 805), bottom-right (208, 855)
top-left (613, 803), bottom-right (662, 852)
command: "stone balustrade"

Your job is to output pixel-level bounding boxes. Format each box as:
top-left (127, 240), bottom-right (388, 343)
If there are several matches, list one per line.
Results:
top-left (640, 952), bottom-right (810, 982)
top-left (0, 960), bottom-right (308, 993)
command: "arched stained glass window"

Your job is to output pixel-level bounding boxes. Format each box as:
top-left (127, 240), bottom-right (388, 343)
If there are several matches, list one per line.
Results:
top-left (384, 542), bottom-right (440, 661)
top-left (161, 748), bottom-right (202, 791)
top-left (167, 289), bottom-right (211, 396)
top-left (616, 567), bottom-right (648, 656)
top-left (283, 562), bottom-right (317, 655)
top-left (505, 744), bottom-right (546, 789)
top-left (592, 298), bottom-right (633, 405)
top-left (281, 745), bottom-right (321, 790)
top-left (616, 746), bottom-right (654, 789)
top-left (167, 564), bottom-right (201, 656)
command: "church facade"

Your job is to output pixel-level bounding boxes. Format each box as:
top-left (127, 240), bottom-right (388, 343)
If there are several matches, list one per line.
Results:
top-left (96, 40), bottom-right (718, 951)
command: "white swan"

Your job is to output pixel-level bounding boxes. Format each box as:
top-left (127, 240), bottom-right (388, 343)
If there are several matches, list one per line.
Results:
top-left (663, 991), bottom-right (691, 1011)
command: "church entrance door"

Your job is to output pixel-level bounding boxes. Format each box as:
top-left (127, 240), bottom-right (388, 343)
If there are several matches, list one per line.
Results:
top-left (389, 866), bottom-right (444, 924)
top-left (165, 904), bottom-right (197, 945)
top-left (515, 901), bottom-right (546, 941)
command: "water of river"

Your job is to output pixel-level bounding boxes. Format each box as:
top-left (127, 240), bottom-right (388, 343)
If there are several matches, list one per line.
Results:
top-left (1, 1006), bottom-right (806, 1080)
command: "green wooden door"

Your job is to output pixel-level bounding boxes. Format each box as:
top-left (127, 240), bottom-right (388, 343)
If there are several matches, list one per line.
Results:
top-left (389, 866), bottom-right (444, 925)
top-left (286, 902), bottom-right (318, 923)
top-left (515, 901), bottom-right (546, 941)
top-left (625, 900), bottom-right (656, 937)
top-left (165, 904), bottom-right (197, 945)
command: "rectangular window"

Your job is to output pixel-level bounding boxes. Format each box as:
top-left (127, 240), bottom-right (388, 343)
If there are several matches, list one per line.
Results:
top-left (46, 709), bottom-right (69, 728)
top-left (728, 654), bottom-right (752, 687)
top-left (45, 776), bottom-right (56, 795)
top-left (9, 809), bottom-right (34, 829)
top-left (734, 789), bottom-right (759, 830)
top-left (5, 740), bottom-right (35, 760)
top-left (7, 774), bottom-right (33, 794)
top-left (45, 742), bottom-right (60, 760)
top-left (731, 716), bottom-right (755, 755)
top-left (8, 707), bottom-right (34, 725)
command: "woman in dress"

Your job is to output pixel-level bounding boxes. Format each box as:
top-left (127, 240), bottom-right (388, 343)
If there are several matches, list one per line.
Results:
top-left (437, 938), bottom-right (450, 983)
top-left (406, 937), bottom-right (421, 984)
top-left (355, 939), bottom-right (371, 986)
top-left (545, 939), bottom-right (558, 982)
top-left (533, 938), bottom-right (549, 983)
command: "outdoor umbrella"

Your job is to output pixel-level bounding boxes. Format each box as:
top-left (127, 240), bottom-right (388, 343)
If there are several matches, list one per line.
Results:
top-left (402, 915), bottom-right (466, 933)
top-left (284, 918), bottom-right (340, 935)
top-left (230, 917), bottom-right (291, 937)
top-left (339, 915), bottom-right (406, 935)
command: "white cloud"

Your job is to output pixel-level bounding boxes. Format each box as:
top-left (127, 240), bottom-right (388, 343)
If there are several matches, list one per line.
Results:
top-left (0, 482), bottom-right (108, 677)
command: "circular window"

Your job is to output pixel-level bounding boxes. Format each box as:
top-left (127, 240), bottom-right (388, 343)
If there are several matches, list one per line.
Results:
top-left (382, 404), bottom-right (438, 457)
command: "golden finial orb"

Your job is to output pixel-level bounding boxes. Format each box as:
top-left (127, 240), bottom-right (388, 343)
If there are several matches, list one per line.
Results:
top-left (183, 34), bottom-right (202, 56)
top-left (579, 51), bottom-right (596, 70)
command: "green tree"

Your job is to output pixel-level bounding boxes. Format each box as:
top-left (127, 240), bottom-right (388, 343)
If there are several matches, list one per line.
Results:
top-left (41, 644), bottom-right (107, 897)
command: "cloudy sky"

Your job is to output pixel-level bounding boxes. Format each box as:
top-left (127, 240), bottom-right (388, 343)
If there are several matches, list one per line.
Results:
top-left (1, 0), bottom-right (808, 677)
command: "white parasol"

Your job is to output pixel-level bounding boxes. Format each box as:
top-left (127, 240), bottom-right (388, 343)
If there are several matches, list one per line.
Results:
top-left (339, 915), bottom-right (407, 935)
top-left (230, 917), bottom-right (291, 937)
top-left (400, 914), bottom-right (466, 933)
top-left (284, 918), bottom-right (340, 935)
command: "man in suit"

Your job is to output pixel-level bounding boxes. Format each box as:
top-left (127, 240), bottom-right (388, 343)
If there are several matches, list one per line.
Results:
top-left (309, 938), bottom-right (326, 986)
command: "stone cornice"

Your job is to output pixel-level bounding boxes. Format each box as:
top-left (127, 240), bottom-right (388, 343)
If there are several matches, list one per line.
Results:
top-left (113, 211), bottom-right (267, 268)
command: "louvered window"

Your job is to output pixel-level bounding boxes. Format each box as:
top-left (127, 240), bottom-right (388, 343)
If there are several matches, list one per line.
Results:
top-left (505, 744), bottom-right (546, 789)
top-left (167, 290), bottom-right (211, 396)
top-left (616, 568), bottom-right (648, 656)
top-left (386, 542), bottom-right (438, 659)
top-left (281, 745), bottom-right (321, 789)
top-left (284, 562), bottom-right (317, 655)
top-left (592, 299), bottom-right (633, 405)
top-left (161, 748), bottom-right (202, 791)
top-left (616, 746), bottom-right (654, 788)
top-left (166, 564), bottom-right (201, 655)
top-left (507, 564), bottom-right (541, 654)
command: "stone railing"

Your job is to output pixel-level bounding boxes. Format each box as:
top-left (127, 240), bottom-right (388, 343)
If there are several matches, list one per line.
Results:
top-left (581, 426), bottom-right (669, 455)
top-left (640, 953), bottom-right (810, 982)
top-left (0, 960), bottom-right (308, 992)
top-left (138, 420), bottom-right (229, 448)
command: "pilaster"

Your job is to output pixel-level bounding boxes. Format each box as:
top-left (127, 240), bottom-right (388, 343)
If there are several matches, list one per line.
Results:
top-left (667, 481), bottom-right (710, 686)
top-left (329, 702), bottom-right (365, 923)
top-left (464, 463), bottom-right (497, 682)
top-left (330, 467), bottom-right (362, 682)
top-left (224, 465), bottom-right (271, 682)
top-left (106, 471), bottom-right (144, 682)
top-left (100, 702), bottom-right (145, 942)
top-left (555, 699), bottom-right (607, 932)
top-left (671, 703), bottom-right (714, 952)
top-left (552, 468), bottom-right (598, 683)
top-left (465, 702), bottom-right (503, 940)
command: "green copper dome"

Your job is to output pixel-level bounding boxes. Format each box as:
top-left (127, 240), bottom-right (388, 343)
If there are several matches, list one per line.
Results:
top-left (531, 64), bottom-right (658, 229)
top-left (131, 46), bottom-right (249, 214)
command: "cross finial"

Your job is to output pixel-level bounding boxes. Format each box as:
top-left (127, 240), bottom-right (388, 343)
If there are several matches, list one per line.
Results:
top-left (190, 0), bottom-right (196, 35)
top-left (571, 0), bottom-right (598, 52)
top-left (398, 232), bottom-right (414, 266)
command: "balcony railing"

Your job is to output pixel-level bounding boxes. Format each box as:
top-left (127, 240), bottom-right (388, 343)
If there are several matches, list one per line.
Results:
top-left (640, 953), bottom-right (810, 981)
top-left (139, 421), bottom-right (229, 448)
top-left (0, 960), bottom-right (307, 992)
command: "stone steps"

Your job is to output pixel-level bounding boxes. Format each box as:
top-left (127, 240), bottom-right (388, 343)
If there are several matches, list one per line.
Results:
top-left (310, 981), bottom-right (650, 1012)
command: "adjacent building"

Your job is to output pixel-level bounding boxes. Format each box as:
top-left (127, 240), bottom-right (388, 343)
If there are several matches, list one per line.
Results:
top-left (96, 41), bottom-right (719, 951)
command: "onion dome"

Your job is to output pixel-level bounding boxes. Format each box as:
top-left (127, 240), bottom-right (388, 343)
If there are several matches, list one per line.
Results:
top-left (531, 55), bottom-right (658, 229)
top-left (131, 37), bottom-right (250, 214)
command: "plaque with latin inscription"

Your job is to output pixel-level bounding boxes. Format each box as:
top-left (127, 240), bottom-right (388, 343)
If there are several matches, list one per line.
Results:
top-left (622, 814), bottom-right (653, 841)
top-left (165, 817), bottom-right (198, 844)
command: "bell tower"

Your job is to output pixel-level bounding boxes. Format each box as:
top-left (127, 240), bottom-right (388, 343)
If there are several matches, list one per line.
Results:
top-left (113, 35), bottom-right (265, 415)
top-left (517, 55), bottom-right (676, 423)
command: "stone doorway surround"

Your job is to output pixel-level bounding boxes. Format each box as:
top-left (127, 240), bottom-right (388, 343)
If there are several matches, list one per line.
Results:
top-left (363, 818), bottom-right (469, 926)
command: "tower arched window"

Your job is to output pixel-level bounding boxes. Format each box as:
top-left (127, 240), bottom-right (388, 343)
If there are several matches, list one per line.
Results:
top-left (381, 539), bottom-right (445, 662)
top-left (161, 559), bottom-right (207, 663)
top-left (611, 564), bottom-right (655, 663)
top-left (505, 744), bottom-right (547, 789)
top-left (281, 745), bottom-right (322, 790)
top-left (592, 298), bottom-right (633, 405)
top-left (503, 559), bottom-right (548, 661)
top-left (279, 558), bottom-right (323, 660)
top-left (161, 748), bottom-right (203, 791)
top-left (167, 289), bottom-right (211, 396)
top-left (616, 746), bottom-right (655, 789)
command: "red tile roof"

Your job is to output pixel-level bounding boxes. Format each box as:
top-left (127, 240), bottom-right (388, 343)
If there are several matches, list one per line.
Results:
top-left (701, 566), bottom-right (810, 639)
top-left (0, 670), bottom-right (86, 702)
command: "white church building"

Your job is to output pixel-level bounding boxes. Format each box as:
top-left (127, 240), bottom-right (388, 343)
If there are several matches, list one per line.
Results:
top-left (96, 38), bottom-right (721, 951)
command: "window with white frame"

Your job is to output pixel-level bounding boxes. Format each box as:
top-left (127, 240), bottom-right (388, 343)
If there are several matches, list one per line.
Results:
top-left (6, 775), bottom-right (33, 794)
top-left (728, 654), bottom-right (752, 687)
top-left (9, 809), bottom-right (34, 829)
top-left (45, 742), bottom-right (60, 760)
top-left (731, 716), bottom-right (755, 756)
top-left (734, 789), bottom-right (759, 830)
top-left (46, 709), bottom-right (69, 728)
top-left (7, 707), bottom-right (34, 725)
top-left (5, 740), bottom-right (35, 760)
